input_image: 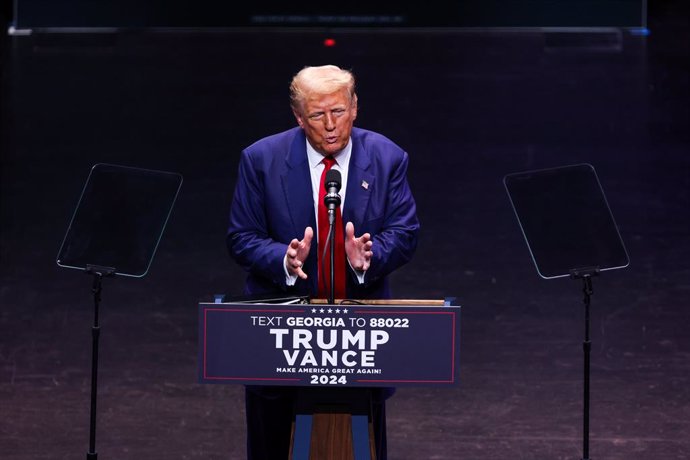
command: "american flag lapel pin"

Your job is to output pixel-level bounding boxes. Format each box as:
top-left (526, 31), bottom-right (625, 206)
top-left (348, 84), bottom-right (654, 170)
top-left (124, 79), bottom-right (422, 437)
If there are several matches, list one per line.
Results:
top-left (361, 180), bottom-right (369, 190)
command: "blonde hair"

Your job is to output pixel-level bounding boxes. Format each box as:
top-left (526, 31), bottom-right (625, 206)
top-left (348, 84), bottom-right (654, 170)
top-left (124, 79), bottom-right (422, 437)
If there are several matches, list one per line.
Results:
top-left (290, 65), bottom-right (356, 111)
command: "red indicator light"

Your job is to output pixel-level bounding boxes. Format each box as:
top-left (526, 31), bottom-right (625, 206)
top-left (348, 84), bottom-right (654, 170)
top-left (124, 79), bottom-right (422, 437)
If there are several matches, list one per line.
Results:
top-left (323, 38), bottom-right (336, 47)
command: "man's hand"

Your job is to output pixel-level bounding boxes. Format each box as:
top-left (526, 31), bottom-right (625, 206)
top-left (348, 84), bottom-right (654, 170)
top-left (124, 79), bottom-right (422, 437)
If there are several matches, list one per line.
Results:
top-left (344, 221), bottom-right (373, 272)
top-left (286, 227), bottom-right (313, 279)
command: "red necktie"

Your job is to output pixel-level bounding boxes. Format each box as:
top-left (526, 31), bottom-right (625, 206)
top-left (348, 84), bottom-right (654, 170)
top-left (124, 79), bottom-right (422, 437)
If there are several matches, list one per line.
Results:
top-left (317, 156), bottom-right (346, 300)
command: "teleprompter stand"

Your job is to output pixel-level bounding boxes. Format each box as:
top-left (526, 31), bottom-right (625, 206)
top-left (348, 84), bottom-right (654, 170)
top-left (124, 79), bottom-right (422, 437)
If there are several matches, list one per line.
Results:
top-left (569, 266), bottom-right (599, 460)
top-left (56, 163), bottom-right (182, 459)
top-left (504, 163), bottom-right (629, 460)
top-left (85, 264), bottom-right (115, 460)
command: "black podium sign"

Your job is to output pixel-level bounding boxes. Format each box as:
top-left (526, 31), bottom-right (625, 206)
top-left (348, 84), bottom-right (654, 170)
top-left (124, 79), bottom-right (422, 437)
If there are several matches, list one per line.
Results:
top-left (198, 302), bottom-right (461, 387)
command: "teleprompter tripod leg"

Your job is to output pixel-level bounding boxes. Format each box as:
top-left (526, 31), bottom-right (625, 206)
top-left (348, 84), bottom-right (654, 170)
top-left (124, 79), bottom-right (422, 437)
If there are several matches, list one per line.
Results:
top-left (87, 272), bottom-right (102, 460)
top-left (581, 275), bottom-right (593, 460)
top-left (84, 265), bottom-right (114, 460)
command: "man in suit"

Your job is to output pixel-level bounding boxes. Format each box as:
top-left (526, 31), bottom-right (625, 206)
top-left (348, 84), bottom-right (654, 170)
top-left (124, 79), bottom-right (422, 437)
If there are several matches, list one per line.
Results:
top-left (227, 64), bottom-right (420, 459)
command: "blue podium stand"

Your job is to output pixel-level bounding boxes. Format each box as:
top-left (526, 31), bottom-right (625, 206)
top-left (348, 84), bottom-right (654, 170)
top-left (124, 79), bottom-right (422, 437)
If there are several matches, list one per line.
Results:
top-left (199, 298), bottom-right (460, 459)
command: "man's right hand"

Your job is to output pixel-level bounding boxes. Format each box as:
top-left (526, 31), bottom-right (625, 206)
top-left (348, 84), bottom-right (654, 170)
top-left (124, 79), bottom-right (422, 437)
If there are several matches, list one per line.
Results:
top-left (285, 227), bottom-right (313, 280)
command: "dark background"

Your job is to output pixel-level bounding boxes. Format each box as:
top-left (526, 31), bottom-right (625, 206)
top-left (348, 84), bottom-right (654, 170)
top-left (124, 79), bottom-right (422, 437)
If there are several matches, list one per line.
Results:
top-left (1, 1), bottom-right (688, 459)
top-left (12, 1), bottom-right (646, 28)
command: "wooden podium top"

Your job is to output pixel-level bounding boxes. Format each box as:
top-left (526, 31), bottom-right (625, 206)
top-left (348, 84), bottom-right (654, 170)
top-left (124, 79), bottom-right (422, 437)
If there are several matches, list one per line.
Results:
top-left (309, 298), bottom-right (447, 306)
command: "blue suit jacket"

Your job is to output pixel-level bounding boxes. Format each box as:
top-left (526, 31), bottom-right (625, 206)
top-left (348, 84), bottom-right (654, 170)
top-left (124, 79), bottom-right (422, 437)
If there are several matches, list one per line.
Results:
top-left (227, 126), bottom-right (419, 299)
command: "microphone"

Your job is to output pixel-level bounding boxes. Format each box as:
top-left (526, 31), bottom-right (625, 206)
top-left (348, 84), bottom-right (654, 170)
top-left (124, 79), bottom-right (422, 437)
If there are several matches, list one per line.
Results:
top-left (322, 168), bottom-right (341, 304)
top-left (324, 169), bottom-right (342, 215)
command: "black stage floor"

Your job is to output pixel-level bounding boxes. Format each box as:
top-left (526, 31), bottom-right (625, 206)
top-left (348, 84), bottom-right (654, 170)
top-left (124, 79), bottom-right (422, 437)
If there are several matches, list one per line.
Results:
top-left (1, 4), bottom-right (688, 460)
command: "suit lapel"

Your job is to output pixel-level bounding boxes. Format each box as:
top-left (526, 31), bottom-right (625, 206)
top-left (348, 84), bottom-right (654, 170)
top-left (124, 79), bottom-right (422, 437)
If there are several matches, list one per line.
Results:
top-left (343, 133), bottom-right (374, 227)
top-left (281, 130), bottom-right (315, 235)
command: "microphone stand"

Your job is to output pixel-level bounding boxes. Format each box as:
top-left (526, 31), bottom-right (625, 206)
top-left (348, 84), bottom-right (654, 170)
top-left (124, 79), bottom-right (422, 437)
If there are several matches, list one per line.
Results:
top-left (328, 208), bottom-right (336, 305)
top-left (323, 168), bottom-right (341, 306)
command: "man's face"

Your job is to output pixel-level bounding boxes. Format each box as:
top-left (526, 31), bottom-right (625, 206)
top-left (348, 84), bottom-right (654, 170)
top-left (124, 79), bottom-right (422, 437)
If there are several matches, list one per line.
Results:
top-left (293, 89), bottom-right (357, 156)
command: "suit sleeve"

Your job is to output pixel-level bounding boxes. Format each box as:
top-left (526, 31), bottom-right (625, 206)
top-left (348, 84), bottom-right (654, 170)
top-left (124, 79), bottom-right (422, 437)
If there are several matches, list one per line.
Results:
top-left (226, 150), bottom-right (290, 288)
top-left (364, 151), bottom-right (420, 284)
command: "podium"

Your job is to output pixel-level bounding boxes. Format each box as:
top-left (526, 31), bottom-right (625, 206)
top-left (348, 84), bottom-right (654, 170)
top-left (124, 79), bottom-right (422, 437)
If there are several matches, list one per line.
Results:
top-left (198, 298), bottom-right (460, 459)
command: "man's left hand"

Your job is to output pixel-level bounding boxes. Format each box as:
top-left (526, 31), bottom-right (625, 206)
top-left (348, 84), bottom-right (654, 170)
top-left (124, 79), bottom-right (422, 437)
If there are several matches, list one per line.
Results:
top-left (344, 221), bottom-right (372, 272)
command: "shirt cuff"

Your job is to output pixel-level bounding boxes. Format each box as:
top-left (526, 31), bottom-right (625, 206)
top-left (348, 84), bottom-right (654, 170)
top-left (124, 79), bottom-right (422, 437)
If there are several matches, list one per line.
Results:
top-left (348, 260), bottom-right (366, 284)
top-left (284, 255), bottom-right (298, 286)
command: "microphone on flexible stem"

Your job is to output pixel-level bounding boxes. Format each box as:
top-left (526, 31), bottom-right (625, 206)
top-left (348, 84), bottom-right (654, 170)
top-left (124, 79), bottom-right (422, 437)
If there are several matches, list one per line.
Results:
top-left (324, 169), bottom-right (342, 225)
top-left (323, 169), bottom-right (342, 305)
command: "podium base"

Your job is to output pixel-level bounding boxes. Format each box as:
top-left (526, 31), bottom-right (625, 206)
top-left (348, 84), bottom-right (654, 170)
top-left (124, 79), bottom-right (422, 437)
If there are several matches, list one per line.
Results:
top-left (289, 388), bottom-right (377, 460)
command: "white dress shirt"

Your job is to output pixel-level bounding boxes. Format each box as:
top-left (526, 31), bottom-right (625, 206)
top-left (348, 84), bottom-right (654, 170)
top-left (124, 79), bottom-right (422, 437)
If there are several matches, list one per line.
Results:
top-left (284, 138), bottom-right (365, 287)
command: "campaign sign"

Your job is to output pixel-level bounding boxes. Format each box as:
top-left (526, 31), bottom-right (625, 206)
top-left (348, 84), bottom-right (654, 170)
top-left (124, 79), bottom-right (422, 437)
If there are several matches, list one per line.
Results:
top-left (198, 302), bottom-right (461, 387)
